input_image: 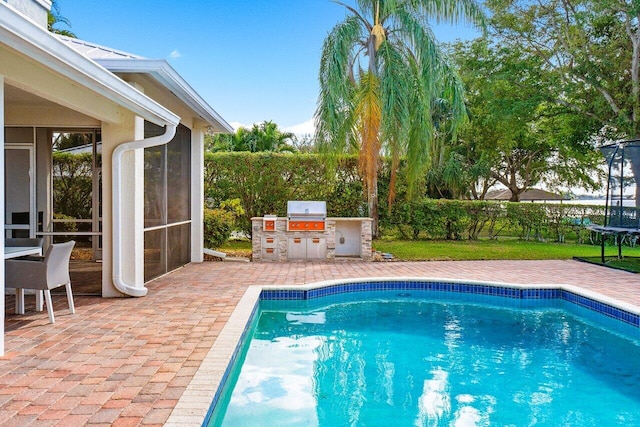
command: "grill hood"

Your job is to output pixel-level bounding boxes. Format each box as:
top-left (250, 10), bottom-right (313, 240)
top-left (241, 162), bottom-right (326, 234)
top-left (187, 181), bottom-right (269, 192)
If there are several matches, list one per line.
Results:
top-left (287, 201), bottom-right (327, 219)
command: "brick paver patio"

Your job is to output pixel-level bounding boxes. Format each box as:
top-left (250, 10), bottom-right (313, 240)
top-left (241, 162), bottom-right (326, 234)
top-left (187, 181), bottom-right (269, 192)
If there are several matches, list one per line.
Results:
top-left (1, 260), bottom-right (639, 426)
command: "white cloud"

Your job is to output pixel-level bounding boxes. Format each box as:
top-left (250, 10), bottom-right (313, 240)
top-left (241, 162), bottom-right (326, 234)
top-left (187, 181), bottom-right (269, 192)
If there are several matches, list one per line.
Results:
top-left (229, 121), bottom-right (250, 131)
top-left (283, 118), bottom-right (315, 137)
top-left (169, 49), bottom-right (181, 59)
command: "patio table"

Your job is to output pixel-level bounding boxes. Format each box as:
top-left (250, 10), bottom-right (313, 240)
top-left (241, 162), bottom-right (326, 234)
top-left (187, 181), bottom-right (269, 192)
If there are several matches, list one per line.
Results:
top-left (4, 246), bottom-right (43, 315)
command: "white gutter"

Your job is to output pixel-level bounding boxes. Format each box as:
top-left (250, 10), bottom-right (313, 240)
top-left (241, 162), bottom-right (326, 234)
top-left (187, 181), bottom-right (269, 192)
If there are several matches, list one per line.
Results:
top-left (112, 124), bottom-right (177, 297)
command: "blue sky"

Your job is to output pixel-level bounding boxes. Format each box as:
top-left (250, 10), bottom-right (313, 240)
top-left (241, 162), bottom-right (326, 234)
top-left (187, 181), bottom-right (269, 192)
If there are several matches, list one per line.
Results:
top-left (59, 0), bottom-right (479, 134)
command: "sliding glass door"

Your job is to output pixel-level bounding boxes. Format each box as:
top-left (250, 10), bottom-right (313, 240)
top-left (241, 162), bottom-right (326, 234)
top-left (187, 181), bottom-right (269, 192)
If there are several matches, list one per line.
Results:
top-left (4, 143), bottom-right (35, 238)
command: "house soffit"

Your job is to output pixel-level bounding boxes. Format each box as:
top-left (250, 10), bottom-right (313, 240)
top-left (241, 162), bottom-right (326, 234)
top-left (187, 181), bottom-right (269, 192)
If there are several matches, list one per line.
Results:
top-left (4, 84), bottom-right (58, 107)
top-left (4, 84), bottom-right (97, 126)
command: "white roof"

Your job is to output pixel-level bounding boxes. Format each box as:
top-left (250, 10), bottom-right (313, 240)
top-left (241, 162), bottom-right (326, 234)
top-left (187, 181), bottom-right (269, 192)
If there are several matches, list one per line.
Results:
top-left (54, 36), bottom-right (143, 60)
top-left (57, 35), bottom-right (233, 133)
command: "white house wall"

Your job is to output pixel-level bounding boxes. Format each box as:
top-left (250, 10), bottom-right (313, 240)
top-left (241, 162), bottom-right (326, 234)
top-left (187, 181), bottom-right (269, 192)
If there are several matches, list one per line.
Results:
top-left (191, 127), bottom-right (205, 263)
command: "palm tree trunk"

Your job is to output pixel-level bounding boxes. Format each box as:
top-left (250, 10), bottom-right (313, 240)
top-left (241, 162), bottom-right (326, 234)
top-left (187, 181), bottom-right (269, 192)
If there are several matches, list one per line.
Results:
top-left (368, 174), bottom-right (379, 238)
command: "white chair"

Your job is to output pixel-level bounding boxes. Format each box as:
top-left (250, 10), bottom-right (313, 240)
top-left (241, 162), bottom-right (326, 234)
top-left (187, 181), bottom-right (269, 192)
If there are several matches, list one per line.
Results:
top-left (5, 240), bottom-right (76, 323)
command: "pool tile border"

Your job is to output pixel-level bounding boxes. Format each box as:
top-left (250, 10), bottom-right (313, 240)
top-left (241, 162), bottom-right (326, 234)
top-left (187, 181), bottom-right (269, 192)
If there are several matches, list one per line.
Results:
top-left (166, 277), bottom-right (640, 426)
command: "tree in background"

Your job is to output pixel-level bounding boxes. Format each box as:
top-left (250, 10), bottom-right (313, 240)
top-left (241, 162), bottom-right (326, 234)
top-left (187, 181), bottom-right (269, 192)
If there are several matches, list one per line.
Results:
top-left (315, 0), bottom-right (485, 236)
top-left (484, 0), bottom-right (638, 200)
top-left (452, 39), bottom-right (599, 201)
top-left (487, 0), bottom-right (640, 139)
top-left (206, 121), bottom-right (297, 153)
top-left (48, 0), bottom-right (76, 37)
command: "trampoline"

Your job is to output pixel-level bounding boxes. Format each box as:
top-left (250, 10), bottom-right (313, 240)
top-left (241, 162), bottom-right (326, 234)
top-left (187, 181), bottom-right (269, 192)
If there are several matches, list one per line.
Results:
top-left (587, 140), bottom-right (640, 262)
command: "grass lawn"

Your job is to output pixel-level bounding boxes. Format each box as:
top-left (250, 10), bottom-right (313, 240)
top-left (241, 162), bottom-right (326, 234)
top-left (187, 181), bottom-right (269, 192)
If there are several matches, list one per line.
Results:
top-left (216, 239), bottom-right (252, 258)
top-left (374, 238), bottom-right (640, 261)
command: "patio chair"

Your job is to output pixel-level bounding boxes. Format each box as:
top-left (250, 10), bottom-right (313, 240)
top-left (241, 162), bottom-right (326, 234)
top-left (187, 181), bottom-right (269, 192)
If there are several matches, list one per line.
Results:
top-left (5, 240), bottom-right (76, 324)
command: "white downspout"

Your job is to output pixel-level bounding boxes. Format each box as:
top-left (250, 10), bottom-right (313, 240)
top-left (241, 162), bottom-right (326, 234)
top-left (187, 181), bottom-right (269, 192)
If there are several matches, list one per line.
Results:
top-left (112, 124), bottom-right (177, 297)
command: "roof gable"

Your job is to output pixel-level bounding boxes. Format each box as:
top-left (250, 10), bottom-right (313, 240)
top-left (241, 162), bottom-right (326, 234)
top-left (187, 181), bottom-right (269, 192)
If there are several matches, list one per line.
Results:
top-left (57, 35), bottom-right (232, 133)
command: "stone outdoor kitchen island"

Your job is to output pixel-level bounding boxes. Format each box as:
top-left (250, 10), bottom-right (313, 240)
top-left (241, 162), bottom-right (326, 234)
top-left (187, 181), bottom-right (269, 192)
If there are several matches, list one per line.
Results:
top-left (251, 202), bottom-right (373, 262)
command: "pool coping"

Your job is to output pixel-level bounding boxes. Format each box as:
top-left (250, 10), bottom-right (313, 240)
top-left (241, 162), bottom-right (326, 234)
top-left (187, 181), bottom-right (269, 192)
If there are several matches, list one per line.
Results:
top-left (164, 277), bottom-right (640, 426)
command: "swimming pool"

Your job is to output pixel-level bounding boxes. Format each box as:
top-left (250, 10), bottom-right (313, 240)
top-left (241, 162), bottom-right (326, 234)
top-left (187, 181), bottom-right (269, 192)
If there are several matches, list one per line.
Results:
top-left (198, 280), bottom-right (640, 426)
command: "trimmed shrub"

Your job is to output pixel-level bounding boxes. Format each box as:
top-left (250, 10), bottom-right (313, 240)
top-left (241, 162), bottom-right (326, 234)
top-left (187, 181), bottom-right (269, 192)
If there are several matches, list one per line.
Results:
top-left (437, 200), bottom-right (468, 240)
top-left (506, 203), bottom-right (548, 241)
top-left (203, 199), bottom-right (244, 249)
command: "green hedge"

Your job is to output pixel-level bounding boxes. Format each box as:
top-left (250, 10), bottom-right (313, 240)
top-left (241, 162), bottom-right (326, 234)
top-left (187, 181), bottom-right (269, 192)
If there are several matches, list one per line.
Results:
top-left (204, 152), bottom-right (606, 242)
top-left (51, 151), bottom-right (608, 245)
top-left (204, 152), bottom-right (365, 235)
top-left (389, 199), bottom-right (605, 242)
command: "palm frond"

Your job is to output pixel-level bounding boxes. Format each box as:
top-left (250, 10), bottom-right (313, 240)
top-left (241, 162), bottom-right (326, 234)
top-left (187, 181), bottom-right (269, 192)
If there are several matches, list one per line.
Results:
top-left (315, 17), bottom-right (363, 153)
top-left (334, 0), bottom-right (373, 31)
top-left (377, 41), bottom-right (411, 146)
top-left (406, 0), bottom-right (486, 29)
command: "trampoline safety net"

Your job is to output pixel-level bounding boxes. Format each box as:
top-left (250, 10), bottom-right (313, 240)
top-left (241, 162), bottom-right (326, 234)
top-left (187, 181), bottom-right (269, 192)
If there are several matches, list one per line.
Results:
top-left (600, 140), bottom-right (640, 228)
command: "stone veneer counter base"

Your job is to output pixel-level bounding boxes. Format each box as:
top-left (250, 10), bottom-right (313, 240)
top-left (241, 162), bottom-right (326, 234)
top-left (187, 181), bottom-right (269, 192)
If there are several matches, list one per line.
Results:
top-left (251, 217), bottom-right (373, 262)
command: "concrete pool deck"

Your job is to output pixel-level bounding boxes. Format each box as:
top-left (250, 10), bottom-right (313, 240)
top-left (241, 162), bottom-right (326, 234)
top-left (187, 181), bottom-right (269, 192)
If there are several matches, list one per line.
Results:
top-left (2, 260), bottom-right (639, 426)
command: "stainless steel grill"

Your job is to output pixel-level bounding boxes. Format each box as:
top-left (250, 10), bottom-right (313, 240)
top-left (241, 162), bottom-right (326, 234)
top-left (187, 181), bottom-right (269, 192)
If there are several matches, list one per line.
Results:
top-left (287, 201), bottom-right (326, 231)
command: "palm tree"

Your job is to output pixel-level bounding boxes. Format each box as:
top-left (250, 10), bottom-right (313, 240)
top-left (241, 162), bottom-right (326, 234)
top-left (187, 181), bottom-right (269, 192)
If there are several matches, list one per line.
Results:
top-left (206, 121), bottom-right (297, 153)
top-left (249, 121), bottom-right (297, 153)
top-left (315, 0), bottom-right (484, 235)
top-left (48, 0), bottom-right (76, 38)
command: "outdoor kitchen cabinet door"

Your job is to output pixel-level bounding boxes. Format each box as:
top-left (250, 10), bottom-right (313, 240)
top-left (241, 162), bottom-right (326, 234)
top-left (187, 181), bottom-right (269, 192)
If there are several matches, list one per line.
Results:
top-left (288, 237), bottom-right (326, 259)
top-left (306, 237), bottom-right (326, 259)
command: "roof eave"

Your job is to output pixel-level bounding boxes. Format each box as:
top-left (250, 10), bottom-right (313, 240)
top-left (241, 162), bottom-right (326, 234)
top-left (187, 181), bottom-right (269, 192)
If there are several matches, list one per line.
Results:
top-left (96, 58), bottom-right (234, 133)
top-left (0, 4), bottom-right (180, 127)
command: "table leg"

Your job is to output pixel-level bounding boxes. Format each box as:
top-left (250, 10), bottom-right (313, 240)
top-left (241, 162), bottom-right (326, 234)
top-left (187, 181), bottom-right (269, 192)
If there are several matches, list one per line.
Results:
top-left (15, 288), bottom-right (25, 315)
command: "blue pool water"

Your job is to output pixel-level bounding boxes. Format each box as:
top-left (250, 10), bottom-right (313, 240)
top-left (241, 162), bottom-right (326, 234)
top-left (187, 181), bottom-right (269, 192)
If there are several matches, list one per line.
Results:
top-left (209, 291), bottom-right (640, 426)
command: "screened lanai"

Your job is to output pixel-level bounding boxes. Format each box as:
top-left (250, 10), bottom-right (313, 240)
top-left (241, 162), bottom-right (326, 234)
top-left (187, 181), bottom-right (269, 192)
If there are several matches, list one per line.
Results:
top-left (1, 0), bottom-right (232, 356)
top-left (5, 123), bottom-right (196, 293)
top-left (5, 126), bottom-right (103, 293)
